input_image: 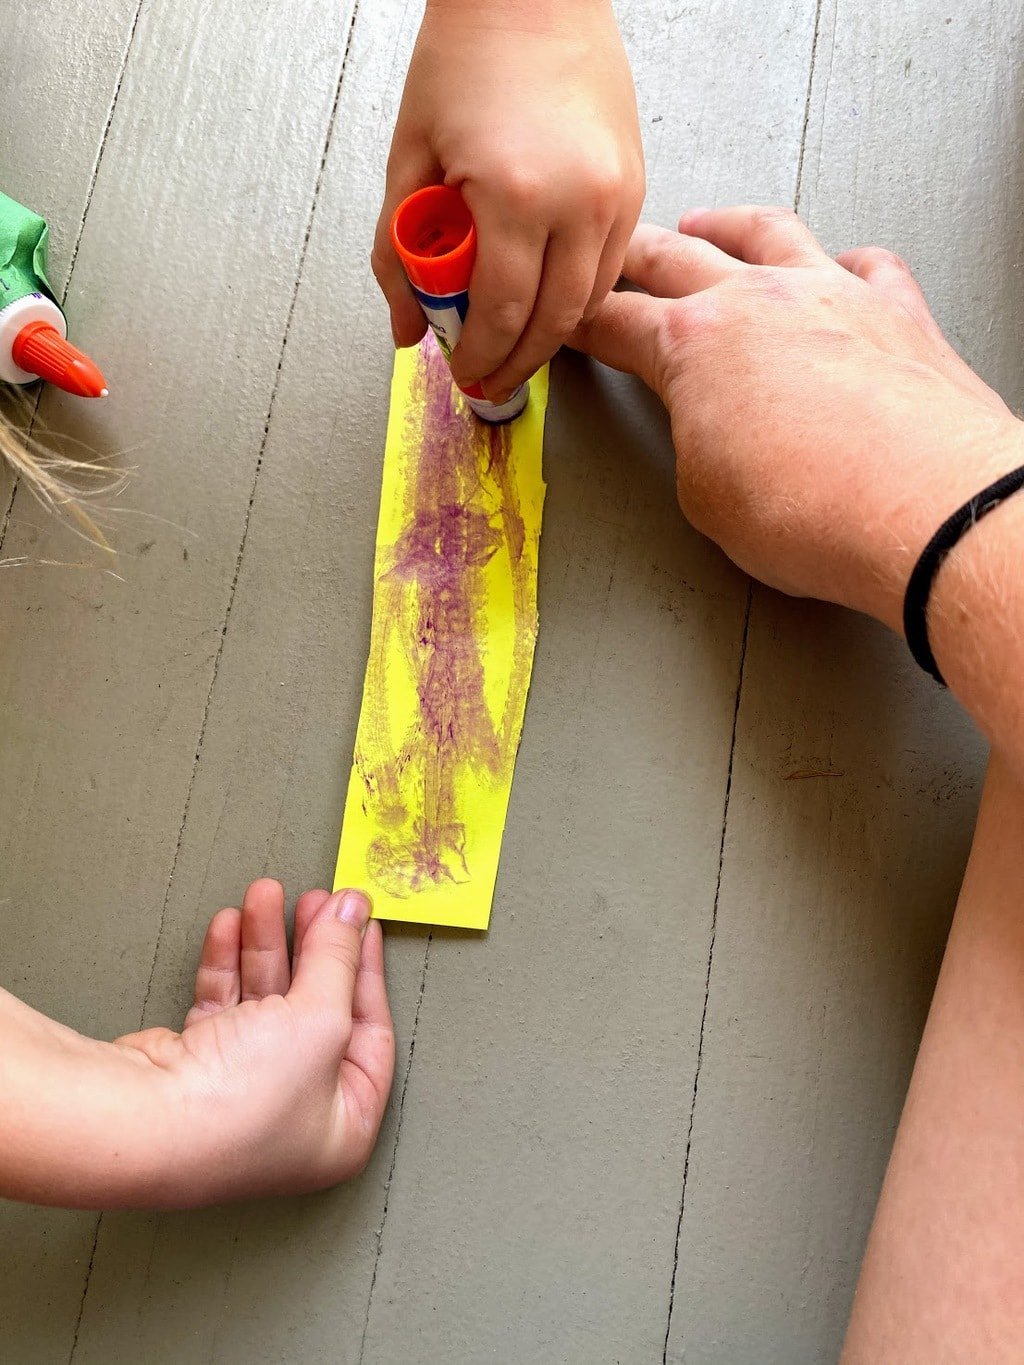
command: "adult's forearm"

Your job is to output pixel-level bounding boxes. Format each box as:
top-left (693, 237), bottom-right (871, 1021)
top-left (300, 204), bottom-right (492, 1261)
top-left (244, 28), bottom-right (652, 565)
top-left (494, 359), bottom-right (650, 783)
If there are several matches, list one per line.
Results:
top-left (844, 754), bottom-right (1024, 1360)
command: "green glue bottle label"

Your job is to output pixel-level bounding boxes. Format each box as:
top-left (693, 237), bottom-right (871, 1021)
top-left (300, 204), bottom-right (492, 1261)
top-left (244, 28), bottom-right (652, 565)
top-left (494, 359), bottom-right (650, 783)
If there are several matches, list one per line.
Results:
top-left (0, 191), bottom-right (75, 387)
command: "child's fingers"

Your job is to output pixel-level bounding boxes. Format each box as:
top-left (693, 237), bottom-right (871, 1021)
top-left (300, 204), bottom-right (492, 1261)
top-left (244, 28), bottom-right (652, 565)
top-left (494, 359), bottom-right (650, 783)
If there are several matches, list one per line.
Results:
top-left (451, 186), bottom-right (547, 386)
top-left (292, 889), bottom-right (331, 966)
top-left (352, 921), bottom-right (390, 1027)
top-left (288, 889), bottom-right (371, 1022)
top-left (185, 905), bottom-right (242, 1027)
top-left (584, 165), bottom-right (645, 318)
top-left (371, 150), bottom-right (439, 348)
top-left (482, 225), bottom-right (605, 399)
top-left (346, 922), bottom-right (395, 1107)
top-left (239, 879), bottom-right (290, 1001)
top-left (583, 215), bottom-right (638, 321)
top-left (373, 221), bottom-right (430, 348)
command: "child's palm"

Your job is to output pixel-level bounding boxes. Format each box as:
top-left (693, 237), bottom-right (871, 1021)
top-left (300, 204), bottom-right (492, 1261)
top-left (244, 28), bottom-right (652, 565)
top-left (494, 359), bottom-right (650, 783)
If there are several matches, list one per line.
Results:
top-left (116, 881), bottom-right (394, 1203)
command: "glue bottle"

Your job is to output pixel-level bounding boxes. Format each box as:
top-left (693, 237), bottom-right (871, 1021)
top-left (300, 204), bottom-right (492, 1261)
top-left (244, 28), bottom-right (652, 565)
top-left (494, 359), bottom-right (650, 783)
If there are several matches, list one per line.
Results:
top-left (390, 186), bottom-right (529, 423)
top-left (0, 191), bottom-right (108, 398)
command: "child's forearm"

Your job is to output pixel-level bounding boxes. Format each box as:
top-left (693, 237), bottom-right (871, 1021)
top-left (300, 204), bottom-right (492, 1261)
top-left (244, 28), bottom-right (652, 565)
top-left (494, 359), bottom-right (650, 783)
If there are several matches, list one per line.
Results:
top-left (0, 988), bottom-right (175, 1208)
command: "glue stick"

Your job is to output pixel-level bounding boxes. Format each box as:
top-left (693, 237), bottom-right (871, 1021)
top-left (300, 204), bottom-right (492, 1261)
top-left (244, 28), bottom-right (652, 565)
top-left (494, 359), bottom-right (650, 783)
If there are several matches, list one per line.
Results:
top-left (390, 186), bottom-right (529, 423)
top-left (0, 192), bottom-right (108, 398)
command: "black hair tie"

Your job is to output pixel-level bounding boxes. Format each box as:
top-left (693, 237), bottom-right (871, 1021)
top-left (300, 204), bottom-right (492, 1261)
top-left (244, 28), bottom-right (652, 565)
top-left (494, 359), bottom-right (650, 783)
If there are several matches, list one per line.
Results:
top-left (903, 463), bottom-right (1024, 686)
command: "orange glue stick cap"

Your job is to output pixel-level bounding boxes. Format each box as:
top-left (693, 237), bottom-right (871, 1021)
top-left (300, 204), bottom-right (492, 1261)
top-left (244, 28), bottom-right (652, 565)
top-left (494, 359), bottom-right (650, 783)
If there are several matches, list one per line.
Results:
top-left (390, 186), bottom-right (476, 295)
top-left (11, 322), bottom-right (108, 398)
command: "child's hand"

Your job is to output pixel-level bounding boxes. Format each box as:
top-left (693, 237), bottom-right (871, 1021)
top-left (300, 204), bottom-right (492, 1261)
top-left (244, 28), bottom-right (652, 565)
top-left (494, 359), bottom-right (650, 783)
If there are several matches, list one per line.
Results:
top-left (114, 879), bottom-right (394, 1205)
top-left (1, 881), bottom-right (393, 1209)
top-left (372, 0), bottom-right (644, 402)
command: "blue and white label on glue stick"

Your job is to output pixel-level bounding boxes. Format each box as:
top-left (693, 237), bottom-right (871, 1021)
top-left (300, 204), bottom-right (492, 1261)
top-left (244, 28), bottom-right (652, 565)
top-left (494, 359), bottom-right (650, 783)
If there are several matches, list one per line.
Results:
top-left (410, 283), bottom-right (529, 424)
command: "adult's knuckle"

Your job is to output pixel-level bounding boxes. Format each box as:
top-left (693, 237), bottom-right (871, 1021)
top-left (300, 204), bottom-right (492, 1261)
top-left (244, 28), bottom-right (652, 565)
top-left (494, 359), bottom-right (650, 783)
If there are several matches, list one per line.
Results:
top-left (752, 204), bottom-right (798, 231)
top-left (657, 297), bottom-right (703, 351)
top-left (741, 264), bottom-right (778, 293)
top-left (654, 300), bottom-right (712, 391)
top-left (656, 302), bottom-right (691, 353)
top-left (876, 247), bottom-right (912, 275)
top-left (665, 236), bottom-right (699, 274)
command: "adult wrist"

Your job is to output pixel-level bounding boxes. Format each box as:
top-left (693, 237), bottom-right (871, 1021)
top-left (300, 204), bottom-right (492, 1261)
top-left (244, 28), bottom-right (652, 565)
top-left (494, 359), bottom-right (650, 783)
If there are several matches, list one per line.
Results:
top-left (854, 415), bottom-right (1024, 637)
top-left (923, 443), bottom-right (1024, 735)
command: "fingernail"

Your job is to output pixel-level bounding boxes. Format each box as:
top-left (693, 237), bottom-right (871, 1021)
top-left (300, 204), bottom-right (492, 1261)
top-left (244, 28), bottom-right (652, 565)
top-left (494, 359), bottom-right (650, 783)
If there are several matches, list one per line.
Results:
top-left (482, 383), bottom-right (513, 404)
top-left (334, 889), bottom-right (372, 929)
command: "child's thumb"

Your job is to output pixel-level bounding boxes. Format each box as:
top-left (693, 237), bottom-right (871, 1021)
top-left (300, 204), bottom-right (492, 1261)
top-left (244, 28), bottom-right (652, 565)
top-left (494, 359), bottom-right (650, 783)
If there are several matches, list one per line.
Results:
top-left (289, 889), bottom-right (372, 1017)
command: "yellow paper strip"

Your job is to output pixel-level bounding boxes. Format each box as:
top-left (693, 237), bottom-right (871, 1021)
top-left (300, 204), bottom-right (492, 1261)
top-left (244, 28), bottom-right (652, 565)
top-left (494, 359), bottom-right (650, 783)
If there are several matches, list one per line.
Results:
top-left (334, 337), bottom-right (548, 930)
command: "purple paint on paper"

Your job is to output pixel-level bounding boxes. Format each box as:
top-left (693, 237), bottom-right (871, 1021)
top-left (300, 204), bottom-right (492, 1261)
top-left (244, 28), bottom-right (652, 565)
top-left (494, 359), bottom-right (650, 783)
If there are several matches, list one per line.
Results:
top-left (358, 341), bottom-right (534, 896)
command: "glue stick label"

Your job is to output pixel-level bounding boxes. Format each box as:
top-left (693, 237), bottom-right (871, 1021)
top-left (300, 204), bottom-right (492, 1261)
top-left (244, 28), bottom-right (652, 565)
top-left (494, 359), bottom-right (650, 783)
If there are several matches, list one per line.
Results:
top-left (411, 285), bottom-right (469, 363)
top-left (410, 285), bottom-right (528, 423)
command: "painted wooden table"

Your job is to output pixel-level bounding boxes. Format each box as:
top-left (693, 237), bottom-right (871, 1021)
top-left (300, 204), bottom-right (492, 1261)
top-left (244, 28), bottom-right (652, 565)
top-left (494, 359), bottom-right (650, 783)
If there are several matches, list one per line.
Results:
top-left (1, 2), bottom-right (1017, 1360)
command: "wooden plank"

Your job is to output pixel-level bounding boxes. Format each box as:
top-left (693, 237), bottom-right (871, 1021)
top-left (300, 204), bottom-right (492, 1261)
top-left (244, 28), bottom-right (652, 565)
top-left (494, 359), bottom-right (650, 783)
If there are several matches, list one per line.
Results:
top-left (0, 0), bottom-right (356, 1359)
top-left (69, 3), bottom-right (432, 1361)
top-left (356, 4), bottom-right (819, 1361)
top-left (0, 3), bottom-right (145, 1357)
top-left (73, 1), bottom-right (817, 1361)
top-left (0, 1), bottom-right (142, 264)
top-left (666, 1), bottom-right (1019, 1358)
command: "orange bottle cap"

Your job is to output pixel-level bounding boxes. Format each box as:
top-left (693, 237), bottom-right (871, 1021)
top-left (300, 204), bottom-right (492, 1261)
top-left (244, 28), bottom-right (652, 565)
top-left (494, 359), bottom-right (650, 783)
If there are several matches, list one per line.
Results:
top-left (390, 186), bottom-right (476, 295)
top-left (11, 321), bottom-right (108, 398)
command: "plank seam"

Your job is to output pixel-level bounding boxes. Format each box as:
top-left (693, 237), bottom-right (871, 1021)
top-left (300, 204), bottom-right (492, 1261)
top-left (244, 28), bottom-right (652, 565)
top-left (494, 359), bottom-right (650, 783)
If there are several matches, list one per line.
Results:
top-left (66, 13), bottom-right (361, 1353)
top-left (137, 0), bottom-right (361, 1030)
top-left (67, 1216), bottom-right (104, 1365)
top-left (661, 582), bottom-right (752, 1364)
top-left (662, 12), bottom-right (825, 1340)
top-left (358, 933), bottom-right (433, 1364)
top-left (794, 0), bottom-right (827, 211)
top-left (62, 1), bottom-right (148, 304)
top-left (0, 478), bottom-right (18, 552)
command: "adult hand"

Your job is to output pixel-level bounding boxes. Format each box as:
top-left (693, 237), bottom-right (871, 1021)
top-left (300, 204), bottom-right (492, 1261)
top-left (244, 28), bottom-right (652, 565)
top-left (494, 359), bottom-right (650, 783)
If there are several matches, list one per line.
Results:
top-left (572, 206), bottom-right (1022, 633)
top-left (372, 0), bottom-right (644, 402)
